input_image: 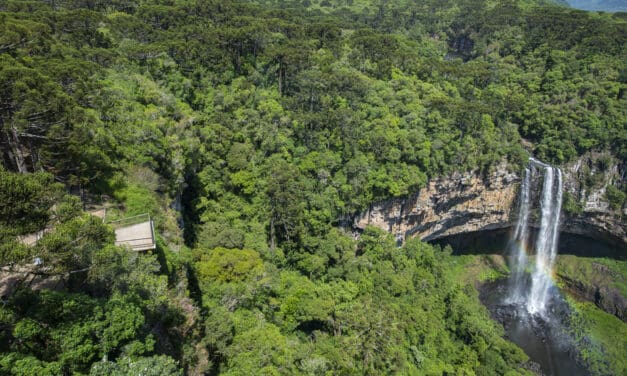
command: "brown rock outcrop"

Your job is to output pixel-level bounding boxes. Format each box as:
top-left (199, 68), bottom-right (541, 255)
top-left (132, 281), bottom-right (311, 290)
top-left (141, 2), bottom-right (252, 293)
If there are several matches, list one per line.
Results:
top-left (560, 153), bottom-right (626, 247)
top-left (352, 157), bottom-right (625, 248)
top-left (353, 162), bottom-right (519, 242)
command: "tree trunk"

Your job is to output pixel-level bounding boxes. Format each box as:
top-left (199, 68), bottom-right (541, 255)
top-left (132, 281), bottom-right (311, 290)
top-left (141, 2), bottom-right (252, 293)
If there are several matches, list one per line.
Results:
top-left (270, 217), bottom-right (276, 251)
top-left (278, 66), bottom-right (284, 96)
top-left (10, 126), bottom-right (28, 173)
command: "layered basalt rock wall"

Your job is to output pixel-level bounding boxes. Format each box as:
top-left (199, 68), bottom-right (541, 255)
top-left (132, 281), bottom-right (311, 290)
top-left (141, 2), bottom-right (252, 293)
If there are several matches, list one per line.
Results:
top-left (353, 157), bottom-right (626, 249)
top-left (561, 154), bottom-right (626, 248)
top-left (353, 163), bottom-right (519, 242)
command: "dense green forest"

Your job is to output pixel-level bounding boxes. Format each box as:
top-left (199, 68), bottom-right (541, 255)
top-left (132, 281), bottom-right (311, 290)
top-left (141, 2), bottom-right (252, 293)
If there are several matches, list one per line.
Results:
top-left (0, 0), bottom-right (625, 374)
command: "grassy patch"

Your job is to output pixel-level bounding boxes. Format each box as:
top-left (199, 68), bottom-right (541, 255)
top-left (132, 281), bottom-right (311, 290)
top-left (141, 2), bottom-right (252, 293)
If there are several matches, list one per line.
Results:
top-left (555, 255), bottom-right (627, 298)
top-left (450, 254), bottom-right (509, 285)
top-left (567, 298), bottom-right (627, 376)
top-left (558, 254), bottom-right (626, 375)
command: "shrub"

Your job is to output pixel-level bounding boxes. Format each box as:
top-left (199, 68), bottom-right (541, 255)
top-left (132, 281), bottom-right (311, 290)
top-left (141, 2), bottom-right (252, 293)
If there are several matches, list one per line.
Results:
top-left (605, 185), bottom-right (625, 211)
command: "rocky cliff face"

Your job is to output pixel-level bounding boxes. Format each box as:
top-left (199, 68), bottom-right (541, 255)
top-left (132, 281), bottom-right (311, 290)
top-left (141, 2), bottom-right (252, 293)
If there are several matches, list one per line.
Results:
top-left (559, 273), bottom-right (627, 322)
top-left (353, 162), bottom-right (519, 242)
top-left (560, 153), bottom-right (626, 247)
top-left (353, 156), bottom-right (625, 248)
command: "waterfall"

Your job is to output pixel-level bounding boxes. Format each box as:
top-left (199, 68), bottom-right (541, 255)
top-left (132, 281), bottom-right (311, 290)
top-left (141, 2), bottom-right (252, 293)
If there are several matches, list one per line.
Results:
top-left (528, 165), bottom-right (563, 315)
top-left (508, 159), bottom-right (563, 316)
top-left (507, 167), bottom-right (531, 304)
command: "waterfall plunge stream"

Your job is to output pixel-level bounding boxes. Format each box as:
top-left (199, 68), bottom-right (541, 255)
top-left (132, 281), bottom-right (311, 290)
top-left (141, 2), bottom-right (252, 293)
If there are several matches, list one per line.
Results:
top-left (475, 158), bottom-right (588, 375)
top-left (508, 158), bottom-right (563, 316)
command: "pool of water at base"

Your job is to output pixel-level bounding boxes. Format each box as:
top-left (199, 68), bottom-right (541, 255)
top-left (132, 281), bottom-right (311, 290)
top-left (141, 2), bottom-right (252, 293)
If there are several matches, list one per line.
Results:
top-left (479, 279), bottom-right (589, 376)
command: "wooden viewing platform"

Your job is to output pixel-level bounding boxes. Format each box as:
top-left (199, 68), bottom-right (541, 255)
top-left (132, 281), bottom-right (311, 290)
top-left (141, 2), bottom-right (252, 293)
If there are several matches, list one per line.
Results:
top-left (18, 212), bottom-right (157, 252)
top-left (6, 213), bottom-right (156, 298)
top-left (107, 213), bottom-right (156, 251)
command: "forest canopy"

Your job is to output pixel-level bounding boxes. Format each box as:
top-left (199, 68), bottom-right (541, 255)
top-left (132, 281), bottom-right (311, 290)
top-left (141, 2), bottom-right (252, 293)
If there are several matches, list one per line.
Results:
top-left (0, 0), bottom-right (625, 375)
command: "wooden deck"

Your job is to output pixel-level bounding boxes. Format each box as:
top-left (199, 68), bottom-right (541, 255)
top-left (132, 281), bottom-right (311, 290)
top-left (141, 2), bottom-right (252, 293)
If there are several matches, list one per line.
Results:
top-left (18, 213), bottom-right (157, 252)
top-left (113, 220), bottom-right (156, 251)
top-left (5, 213), bottom-right (156, 298)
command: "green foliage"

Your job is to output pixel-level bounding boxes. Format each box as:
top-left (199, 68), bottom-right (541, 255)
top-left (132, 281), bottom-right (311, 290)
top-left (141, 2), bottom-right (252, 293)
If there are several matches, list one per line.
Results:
top-left (196, 248), bottom-right (263, 284)
top-left (0, 169), bottom-right (91, 266)
top-left (567, 298), bottom-right (627, 376)
top-left (450, 255), bottom-right (511, 284)
top-left (605, 185), bottom-right (625, 211)
top-left (189, 229), bottom-right (530, 375)
top-left (0, 0), bottom-right (624, 374)
top-left (90, 355), bottom-right (182, 376)
top-left (556, 256), bottom-right (627, 375)
top-left (0, 179), bottom-right (187, 374)
top-left (562, 191), bottom-right (583, 215)
top-left (0, 169), bottom-right (61, 235)
top-left (556, 255), bottom-right (627, 300)
top-left (1, 290), bottom-right (141, 374)
top-left (36, 214), bottom-right (113, 273)
top-left (113, 183), bottom-right (161, 218)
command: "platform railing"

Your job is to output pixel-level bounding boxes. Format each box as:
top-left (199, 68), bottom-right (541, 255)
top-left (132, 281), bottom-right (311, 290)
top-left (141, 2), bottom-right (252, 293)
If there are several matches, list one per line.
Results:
top-left (106, 213), bottom-right (152, 229)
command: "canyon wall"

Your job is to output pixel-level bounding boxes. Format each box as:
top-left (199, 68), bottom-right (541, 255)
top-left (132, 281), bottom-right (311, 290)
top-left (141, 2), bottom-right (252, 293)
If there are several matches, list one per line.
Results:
top-left (561, 154), bottom-right (626, 247)
top-left (353, 162), bottom-right (518, 242)
top-left (353, 157), bottom-right (626, 249)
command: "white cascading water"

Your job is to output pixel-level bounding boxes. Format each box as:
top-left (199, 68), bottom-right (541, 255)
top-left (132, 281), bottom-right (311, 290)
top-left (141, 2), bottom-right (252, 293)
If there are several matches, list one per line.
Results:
top-left (528, 163), bottom-right (563, 315)
top-left (507, 167), bottom-right (531, 304)
top-left (508, 158), bottom-right (563, 316)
